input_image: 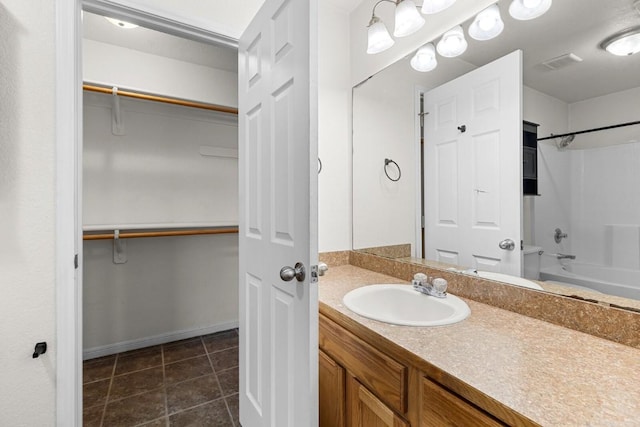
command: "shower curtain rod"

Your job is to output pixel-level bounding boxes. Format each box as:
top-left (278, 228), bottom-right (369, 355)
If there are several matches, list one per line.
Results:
top-left (537, 120), bottom-right (640, 141)
top-left (83, 83), bottom-right (239, 115)
top-left (83, 227), bottom-right (238, 241)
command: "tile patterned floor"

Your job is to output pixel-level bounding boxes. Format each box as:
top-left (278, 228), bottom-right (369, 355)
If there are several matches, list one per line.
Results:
top-left (83, 330), bottom-right (240, 427)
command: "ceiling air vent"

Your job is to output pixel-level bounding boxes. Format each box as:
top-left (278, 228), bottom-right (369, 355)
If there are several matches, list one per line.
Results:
top-left (541, 53), bottom-right (583, 70)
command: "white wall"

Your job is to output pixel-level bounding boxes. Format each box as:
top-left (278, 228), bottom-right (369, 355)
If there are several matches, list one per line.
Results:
top-left (84, 235), bottom-right (238, 356)
top-left (567, 87), bottom-right (640, 268)
top-left (522, 86), bottom-right (570, 264)
top-left (318, 2), bottom-right (352, 252)
top-left (526, 85), bottom-right (640, 271)
top-left (0, 1), bottom-right (57, 424)
top-left (84, 39), bottom-right (238, 107)
top-left (352, 67), bottom-right (419, 252)
top-left (82, 91), bottom-right (239, 356)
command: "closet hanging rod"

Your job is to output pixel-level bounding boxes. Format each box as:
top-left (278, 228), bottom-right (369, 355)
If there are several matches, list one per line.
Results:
top-left (83, 227), bottom-right (238, 241)
top-left (83, 84), bottom-right (239, 115)
top-left (537, 120), bottom-right (640, 141)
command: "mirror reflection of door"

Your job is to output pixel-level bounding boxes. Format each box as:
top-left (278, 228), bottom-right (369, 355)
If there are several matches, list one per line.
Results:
top-left (423, 50), bottom-right (522, 276)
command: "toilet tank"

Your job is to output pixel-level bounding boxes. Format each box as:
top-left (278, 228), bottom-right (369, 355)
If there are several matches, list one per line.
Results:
top-left (522, 245), bottom-right (543, 280)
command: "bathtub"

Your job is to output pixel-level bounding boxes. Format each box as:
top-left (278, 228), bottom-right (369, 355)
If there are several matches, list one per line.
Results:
top-left (540, 263), bottom-right (640, 301)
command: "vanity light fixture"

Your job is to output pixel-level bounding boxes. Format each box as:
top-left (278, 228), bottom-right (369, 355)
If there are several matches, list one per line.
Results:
top-left (367, 15), bottom-right (395, 54)
top-left (366, 0), bottom-right (427, 55)
top-left (105, 17), bottom-right (138, 29)
top-left (411, 43), bottom-right (438, 72)
top-left (509, 0), bottom-right (552, 21)
top-left (394, 0), bottom-right (426, 37)
top-left (600, 26), bottom-right (640, 56)
top-left (437, 25), bottom-right (468, 57)
top-left (469, 4), bottom-right (504, 41)
top-left (421, 0), bottom-right (456, 15)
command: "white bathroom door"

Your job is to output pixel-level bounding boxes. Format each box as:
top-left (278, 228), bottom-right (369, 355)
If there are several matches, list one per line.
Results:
top-left (424, 50), bottom-right (522, 276)
top-left (238, 0), bottom-right (318, 425)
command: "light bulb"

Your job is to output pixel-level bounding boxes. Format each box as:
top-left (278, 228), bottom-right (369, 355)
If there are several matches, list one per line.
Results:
top-left (394, 0), bottom-right (425, 38)
top-left (410, 43), bottom-right (438, 72)
top-left (367, 16), bottom-right (395, 54)
top-left (469, 4), bottom-right (504, 41)
top-left (421, 0), bottom-right (456, 15)
top-left (523, 0), bottom-right (542, 8)
top-left (509, 0), bottom-right (552, 20)
top-left (437, 25), bottom-right (468, 57)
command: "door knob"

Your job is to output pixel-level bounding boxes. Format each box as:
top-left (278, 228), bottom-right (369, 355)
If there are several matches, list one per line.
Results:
top-left (498, 239), bottom-right (516, 251)
top-left (280, 262), bottom-right (306, 282)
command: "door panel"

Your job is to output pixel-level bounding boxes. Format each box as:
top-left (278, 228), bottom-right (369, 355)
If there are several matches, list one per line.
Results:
top-left (425, 50), bottom-right (522, 276)
top-left (238, 0), bottom-right (318, 425)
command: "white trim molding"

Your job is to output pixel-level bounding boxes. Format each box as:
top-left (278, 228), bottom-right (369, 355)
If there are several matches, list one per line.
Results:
top-left (55, 1), bottom-right (240, 424)
top-left (82, 0), bottom-right (239, 48)
top-left (55, 0), bottom-right (83, 425)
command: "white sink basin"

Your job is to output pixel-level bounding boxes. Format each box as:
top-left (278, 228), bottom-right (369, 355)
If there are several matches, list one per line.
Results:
top-left (342, 284), bottom-right (470, 327)
top-left (475, 271), bottom-right (543, 290)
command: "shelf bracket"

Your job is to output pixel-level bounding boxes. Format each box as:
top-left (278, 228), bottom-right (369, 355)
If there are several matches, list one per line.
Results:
top-left (111, 86), bottom-right (125, 136)
top-left (113, 229), bottom-right (127, 264)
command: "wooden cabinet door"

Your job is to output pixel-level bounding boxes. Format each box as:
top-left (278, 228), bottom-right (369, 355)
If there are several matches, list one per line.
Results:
top-left (319, 350), bottom-right (346, 427)
top-left (421, 378), bottom-right (506, 427)
top-left (349, 376), bottom-right (409, 427)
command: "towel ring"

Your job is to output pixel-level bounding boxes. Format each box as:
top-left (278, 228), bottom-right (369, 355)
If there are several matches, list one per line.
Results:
top-left (318, 157), bottom-right (323, 174)
top-left (384, 158), bottom-right (401, 182)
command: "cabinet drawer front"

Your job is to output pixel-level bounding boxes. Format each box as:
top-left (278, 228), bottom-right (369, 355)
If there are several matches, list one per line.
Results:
top-left (422, 378), bottom-right (506, 427)
top-left (319, 315), bottom-right (407, 413)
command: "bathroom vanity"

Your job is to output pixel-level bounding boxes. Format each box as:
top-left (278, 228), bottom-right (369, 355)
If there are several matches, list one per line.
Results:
top-left (319, 264), bottom-right (640, 426)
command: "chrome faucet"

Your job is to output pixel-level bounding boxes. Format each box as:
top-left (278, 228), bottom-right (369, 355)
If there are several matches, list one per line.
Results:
top-left (554, 228), bottom-right (568, 243)
top-left (556, 253), bottom-right (576, 260)
top-left (412, 274), bottom-right (448, 298)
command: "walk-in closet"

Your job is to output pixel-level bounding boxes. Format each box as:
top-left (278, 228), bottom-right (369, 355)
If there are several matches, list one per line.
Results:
top-left (81, 12), bottom-right (240, 426)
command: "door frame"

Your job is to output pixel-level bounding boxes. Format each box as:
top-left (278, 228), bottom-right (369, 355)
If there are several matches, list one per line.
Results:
top-left (55, 2), bottom-right (239, 424)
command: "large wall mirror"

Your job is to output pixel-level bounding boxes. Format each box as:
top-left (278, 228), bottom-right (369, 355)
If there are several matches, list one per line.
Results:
top-left (353, 0), bottom-right (640, 309)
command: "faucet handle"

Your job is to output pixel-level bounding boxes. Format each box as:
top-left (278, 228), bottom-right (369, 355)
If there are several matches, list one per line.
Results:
top-left (432, 278), bottom-right (448, 296)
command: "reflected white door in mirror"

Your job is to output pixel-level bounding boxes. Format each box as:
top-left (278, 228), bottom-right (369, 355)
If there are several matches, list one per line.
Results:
top-left (424, 51), bottom-right (522, 276)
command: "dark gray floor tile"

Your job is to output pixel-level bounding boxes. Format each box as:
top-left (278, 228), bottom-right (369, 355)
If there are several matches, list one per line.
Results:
top-left (203, 331), bottom-right (238, 354)
top-left (115, 346), bottom-right (162, 375)
top-left (83, 378), bottom-right (110, 408)
top-left (110, 366), bottom-right (164, 401)
top-left (84, 355), bottom-right (116, 383)
top-left (83, 402), bottom-right (104, 427)
top-left (217, 369), bottom-right (239, 397)
top-left (165, 355), bottom-right (214, 385)
top-left (166, 374), bottom-right (222, 414)
top-left (169, 399), bottom-right (233, 427)
top-left (209, 347), bottom-right (238, 372)
top-left (225, 393), bottom-right (239, 426)
top-left (163, 338), bottom-right (206, 364)
top-left (103, 389), bottom-right (166, 426)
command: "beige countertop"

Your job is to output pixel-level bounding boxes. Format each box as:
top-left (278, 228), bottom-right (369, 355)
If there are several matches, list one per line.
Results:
top-left (319, 265), bottom-right (640, 427)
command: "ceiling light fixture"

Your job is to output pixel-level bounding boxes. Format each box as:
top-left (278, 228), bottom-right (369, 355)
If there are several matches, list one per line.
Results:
top-left (410, 43), bottom-right (438, 72)
top-left (437, 25), bottom-right (468, 57)
top-left (421, 0), bottom-right (456, 15)
top-left (105, 17), bottom-right (139, 29)
top-left (469, 4), bottom-right (504, 41)
top-left (509, 0), bottom-right (552, 21)
top-left (600, 26), bottom-right (640, 56)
